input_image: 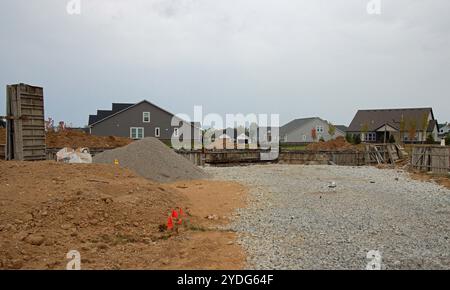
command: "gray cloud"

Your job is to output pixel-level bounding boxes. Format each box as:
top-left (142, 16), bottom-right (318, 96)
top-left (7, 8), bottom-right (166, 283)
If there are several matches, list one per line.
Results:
top-left (0, 0), bottom-right (449, 127)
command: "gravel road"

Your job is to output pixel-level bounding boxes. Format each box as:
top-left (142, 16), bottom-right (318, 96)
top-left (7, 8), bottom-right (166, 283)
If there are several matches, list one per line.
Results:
top-left (205, 165), bottom-right (450, 270)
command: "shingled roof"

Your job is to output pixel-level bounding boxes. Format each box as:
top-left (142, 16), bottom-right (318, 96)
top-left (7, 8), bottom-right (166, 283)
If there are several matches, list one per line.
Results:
top-left (88, 103), bottom-right (134, 126)
top-left (347, 108), bottom-right (435, 132)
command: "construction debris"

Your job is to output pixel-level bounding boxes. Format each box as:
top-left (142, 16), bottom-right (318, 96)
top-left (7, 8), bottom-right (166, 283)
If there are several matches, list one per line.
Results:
top-left (306, 136), bottom-right (361, 151)
top-left (365, 144), bottom-right (406, 165)
top-left (93, 137), bottom-right (207, 183)
top-left (56, 147), bottom-right (92, 164)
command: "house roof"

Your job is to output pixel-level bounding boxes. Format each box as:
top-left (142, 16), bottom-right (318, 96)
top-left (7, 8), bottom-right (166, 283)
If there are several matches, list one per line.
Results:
top-left (428, 120), bottom-right (438, 132)
top-left (280, 117), bottom-right (320, 136)
top-left (347, 108), bottom-right (435, 132)
top-left (88, 100), bottom-right (197, 128)
top-left (335, 125), bottom-right (348, 133)
top-left (88, 103), bottom-right (134, 126)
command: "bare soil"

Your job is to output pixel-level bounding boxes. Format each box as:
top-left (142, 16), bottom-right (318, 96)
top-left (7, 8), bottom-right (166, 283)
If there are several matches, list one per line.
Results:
top-left (0, 128), bottom-right (132, 149)
top-left (0, 160), bottom-right (246, 269)
top-left (46, 129), bottom-right (132, 149)
top-left (409, 171), bottom-right (450, 190)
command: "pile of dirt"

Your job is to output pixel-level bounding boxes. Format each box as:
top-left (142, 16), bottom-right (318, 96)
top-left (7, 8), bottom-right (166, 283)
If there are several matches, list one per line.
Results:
top-left (46, 130), bottom-right (132, 149)
top-left (0, 128), bottom-right (132, 149)
top-left (306, 136), bottom-right (360, 151)
top-left (0, 161), bottom-right (186, 269)
top-left (93, 137), bottom-right (207, 183)
top-left (0, 128), bottom-right (5, 144)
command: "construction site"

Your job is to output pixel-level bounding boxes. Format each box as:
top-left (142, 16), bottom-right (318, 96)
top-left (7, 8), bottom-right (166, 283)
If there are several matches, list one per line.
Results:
top-left (0, 83), bottom-right (449, 270)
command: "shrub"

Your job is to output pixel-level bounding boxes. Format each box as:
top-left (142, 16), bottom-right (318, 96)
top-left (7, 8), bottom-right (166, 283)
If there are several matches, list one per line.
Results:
top-left (426, 133), bottom-right (435, 144)
top-left (446, 134), bottom-right (450, 145)
top-left (345, 133), bottom-right (353, 144)
top-left (353, 134), bottom-right (361, 145)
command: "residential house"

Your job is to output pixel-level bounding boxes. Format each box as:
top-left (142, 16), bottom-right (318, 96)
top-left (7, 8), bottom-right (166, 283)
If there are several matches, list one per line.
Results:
top-left (88, 100), bottom-right (201, 145)
top-left (280, 117), bottom-right (345, 144)
top-left (335, 125), bottom-right (348, 134)
top-left (347, 108), bottom-right (439, 143)
top-left (438, 122), bottom-right (450, 138)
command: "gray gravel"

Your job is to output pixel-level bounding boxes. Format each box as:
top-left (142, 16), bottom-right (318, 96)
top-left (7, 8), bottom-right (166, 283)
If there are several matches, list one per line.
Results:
top-left (94, 138), bottom-right (206, 182)
top-left (205, 164), bottom-right (450, 270)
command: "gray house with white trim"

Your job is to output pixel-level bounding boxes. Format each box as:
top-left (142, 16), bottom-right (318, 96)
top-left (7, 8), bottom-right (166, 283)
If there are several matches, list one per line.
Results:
top-left (280, 117), bottom-right (345, 144)
top-left (88, 100), bottom-right (201, 145)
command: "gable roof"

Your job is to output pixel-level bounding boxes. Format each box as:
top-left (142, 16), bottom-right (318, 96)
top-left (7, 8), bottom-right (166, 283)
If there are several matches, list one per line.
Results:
top-left (89, 100), bottom-right (188, 127)
top-left (347, 108), bottom-right (435, 132)
top-left (335, 125), bottom-right (348, 133)
top-left (280, 117), bottom-right (322, 136)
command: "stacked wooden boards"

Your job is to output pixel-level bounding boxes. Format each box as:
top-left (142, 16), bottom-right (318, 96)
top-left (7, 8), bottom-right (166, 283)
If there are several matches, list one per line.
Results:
top-left (6, 84), bottom-right (46, 160)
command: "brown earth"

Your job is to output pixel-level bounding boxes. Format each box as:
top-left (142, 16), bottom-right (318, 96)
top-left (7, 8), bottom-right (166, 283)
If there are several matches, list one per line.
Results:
top-left (0, 128), bottom-right (132, 149)
top-left (46, 130), bottom-right (132, 149)
top-left (409, 171), bottom-right (450, 190)
top-left (0, 160), bottom-right (246, 269)
top-left (306, 136), bottom-right (361, 151)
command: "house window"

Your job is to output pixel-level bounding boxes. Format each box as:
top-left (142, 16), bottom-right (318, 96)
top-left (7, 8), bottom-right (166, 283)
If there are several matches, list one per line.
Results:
top-left (365, 132), bottom-right (376, 142)
top-left (155, 127), bottom-right (160, 137)
top-left (174, 128), bottom-right (179, 137)
top-left (303, 135), bottom-right (307, 141)
top-left (143, 112), bottom-right (150, 123)
top-left (130, 127), bottom-right (144, 139)
top-left (316, 126), bottom-right (324, 133)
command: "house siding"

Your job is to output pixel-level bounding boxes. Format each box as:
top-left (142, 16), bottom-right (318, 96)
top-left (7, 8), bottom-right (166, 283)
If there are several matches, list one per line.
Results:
top-left (282, 118), bottom-right (344, 143)
top-left (90, 102), bottom-right (200, 142)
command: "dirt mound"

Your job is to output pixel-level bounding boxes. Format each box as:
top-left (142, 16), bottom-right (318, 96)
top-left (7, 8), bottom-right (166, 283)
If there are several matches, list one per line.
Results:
top-left (0, 128), bottom-right (132, 149)
top-left (306, 136), bottom-right (359, 151)
top-left (46, 130), bottom-right (132, 149)
top-left (93, 137), bottom-right (207, 183)
top-left (0, 161), bottom-right (186, 269)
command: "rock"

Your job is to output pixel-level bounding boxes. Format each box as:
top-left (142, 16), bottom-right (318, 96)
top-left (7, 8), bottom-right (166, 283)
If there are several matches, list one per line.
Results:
top-left (15, 231), bottom-right (29, 241)
top-left (61, 223), bottom-right (72, 230)
top-left (206, 214), bottom-right (219, 220)
top-left (24, 214), bottom-right (34, 221)
top-left (25, 234), bottom-right (45, 246)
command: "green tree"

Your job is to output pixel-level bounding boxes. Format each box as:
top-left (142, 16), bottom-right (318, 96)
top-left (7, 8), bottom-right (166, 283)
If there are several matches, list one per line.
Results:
top-left (360, 122), bottom-right (369, 142)
top-left (408, 119), bottom-right (417, 142)
top-left (354, 134), bottom-right (362, 145)
top-left (426, 133), bottom-right (435, 144)
top-left (445, 134), bottom-right (450, 145)
top-left (345, 133), bottom-right (353, 144)
top-left (328, 122), bottom-right (336, 138)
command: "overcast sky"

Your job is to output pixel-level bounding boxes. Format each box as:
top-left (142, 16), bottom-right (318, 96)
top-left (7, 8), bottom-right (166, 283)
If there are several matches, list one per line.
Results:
top-left (1, 0), bottom-right (449, 127)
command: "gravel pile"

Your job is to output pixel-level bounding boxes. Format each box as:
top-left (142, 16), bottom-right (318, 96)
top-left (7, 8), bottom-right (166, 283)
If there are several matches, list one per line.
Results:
top-left (206, 165), bottom-right (450, 270)
top-left (93, 137), bottom-right (206, 183)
